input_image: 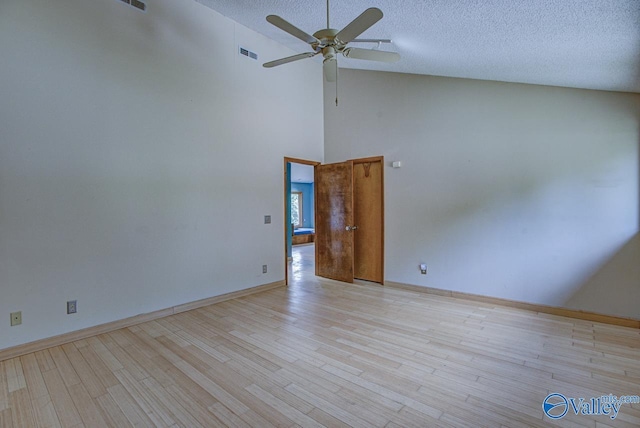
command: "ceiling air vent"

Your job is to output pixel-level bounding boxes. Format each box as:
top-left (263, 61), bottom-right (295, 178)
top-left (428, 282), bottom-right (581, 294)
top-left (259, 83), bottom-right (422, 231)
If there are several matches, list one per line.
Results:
top-left (239, 47), bottom-right (258, 61)
top-left (118, 0), bottom-right (146, 12)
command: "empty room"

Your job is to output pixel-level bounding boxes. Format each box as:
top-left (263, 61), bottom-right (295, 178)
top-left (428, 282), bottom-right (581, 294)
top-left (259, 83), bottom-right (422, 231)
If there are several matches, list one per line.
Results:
top-left (1, 0), bottom-right (639, 426)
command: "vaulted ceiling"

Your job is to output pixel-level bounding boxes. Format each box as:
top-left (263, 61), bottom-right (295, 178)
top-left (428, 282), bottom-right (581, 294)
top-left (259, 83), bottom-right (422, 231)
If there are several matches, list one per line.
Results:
top-left (196, 0), bottom-right (640, 93)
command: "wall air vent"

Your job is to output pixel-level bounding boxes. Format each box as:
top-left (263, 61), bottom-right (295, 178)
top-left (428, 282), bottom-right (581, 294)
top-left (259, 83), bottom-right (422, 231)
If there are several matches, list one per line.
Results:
top-left (239, 47), bottom-right (258, 61)
top-left (118, 0), bottom-right (146, 12)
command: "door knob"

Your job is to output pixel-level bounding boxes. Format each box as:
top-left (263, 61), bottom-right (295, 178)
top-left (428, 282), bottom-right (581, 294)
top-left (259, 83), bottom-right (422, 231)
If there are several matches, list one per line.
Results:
top-left (345, 225), bottom-right (358, 231)
top-left (351, 226), bottom-right (358, 230)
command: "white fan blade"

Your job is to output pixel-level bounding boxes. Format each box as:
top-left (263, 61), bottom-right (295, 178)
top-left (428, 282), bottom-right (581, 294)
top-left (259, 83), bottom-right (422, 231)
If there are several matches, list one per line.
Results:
top-left (343, 47), bottom-right (400, 62)
top-left (335, 8), bottom-right (383, 45)
top-left (263, 52), bottom-right (317, 68)
top-left (266, 15), bottom-right (319, 45)
top-left (323, 58), bottom-right (337, 82)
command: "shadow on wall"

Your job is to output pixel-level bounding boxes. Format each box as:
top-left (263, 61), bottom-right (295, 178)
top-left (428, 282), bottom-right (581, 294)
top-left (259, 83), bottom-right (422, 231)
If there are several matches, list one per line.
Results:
top-left (564, 233), bottom-right (640, 320)
top-left (539, 123), bottom-right (640, 320)
top-left (565, 135), bottom-right (640, 320)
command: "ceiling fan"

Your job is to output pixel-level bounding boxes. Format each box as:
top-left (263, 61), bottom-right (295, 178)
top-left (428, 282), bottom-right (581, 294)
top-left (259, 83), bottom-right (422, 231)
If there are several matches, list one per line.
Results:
top-left (263, 0), bottom-right (400, 85)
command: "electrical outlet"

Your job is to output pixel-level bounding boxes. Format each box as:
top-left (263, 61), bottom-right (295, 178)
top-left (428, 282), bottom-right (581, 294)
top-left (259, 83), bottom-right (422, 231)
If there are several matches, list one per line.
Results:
top-left (67, 300), bottom-right (77, 314)
top-left (420, 264), bottom-right (427, 274)
top-left (262, 264), bottom-right (268, 274)
top-left (10, 311), bottom-right (22, 326)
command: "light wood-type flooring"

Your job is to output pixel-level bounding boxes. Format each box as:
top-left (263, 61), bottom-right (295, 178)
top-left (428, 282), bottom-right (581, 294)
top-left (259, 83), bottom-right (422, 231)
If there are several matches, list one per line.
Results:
top-left (2, 244), bottom-right (640, 427)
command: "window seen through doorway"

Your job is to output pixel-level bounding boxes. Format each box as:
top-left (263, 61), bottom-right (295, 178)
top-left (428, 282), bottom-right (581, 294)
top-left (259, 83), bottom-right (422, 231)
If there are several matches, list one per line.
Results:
top-left (291, 191), bottom-right (302, 228)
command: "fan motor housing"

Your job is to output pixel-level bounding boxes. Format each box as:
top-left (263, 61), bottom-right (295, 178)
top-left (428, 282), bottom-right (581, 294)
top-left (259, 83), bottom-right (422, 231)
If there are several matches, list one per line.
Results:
top-left (313, 28), bottom-right (345, 50)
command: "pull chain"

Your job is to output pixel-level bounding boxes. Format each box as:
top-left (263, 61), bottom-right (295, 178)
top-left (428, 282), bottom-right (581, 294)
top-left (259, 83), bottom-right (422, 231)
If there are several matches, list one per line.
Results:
top-left (335, 69), bottom-right (338, 106)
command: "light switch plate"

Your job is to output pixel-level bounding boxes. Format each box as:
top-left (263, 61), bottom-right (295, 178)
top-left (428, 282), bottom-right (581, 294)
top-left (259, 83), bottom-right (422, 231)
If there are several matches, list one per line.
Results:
top-left (264, 215), bottom-right (271, 224)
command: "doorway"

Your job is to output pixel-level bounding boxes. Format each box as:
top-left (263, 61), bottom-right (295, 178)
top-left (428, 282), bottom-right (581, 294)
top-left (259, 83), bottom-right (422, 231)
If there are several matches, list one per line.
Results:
top-left (284, 157), bottom-right (320, 286)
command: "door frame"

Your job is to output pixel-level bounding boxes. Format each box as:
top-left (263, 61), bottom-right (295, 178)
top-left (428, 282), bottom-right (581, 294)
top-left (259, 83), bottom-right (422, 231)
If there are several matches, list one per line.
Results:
top-left (284, 157), bottom-right (321, 286)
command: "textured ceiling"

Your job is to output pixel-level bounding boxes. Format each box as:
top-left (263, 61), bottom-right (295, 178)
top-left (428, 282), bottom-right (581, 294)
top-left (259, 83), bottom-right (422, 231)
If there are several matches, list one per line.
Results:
top-left (195, 0), bottom-right (640, 93)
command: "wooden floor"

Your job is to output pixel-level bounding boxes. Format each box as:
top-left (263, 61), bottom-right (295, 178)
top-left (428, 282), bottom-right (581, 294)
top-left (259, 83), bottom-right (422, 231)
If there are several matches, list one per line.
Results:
top-left (2, 245), bottom-right (639, 427)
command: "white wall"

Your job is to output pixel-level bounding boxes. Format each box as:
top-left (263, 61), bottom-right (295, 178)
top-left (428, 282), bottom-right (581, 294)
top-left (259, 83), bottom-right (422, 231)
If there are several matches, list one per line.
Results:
top-left (324, 69), bottom-right (640, 319)
top-left (0, 0), bottom-right (324, 350)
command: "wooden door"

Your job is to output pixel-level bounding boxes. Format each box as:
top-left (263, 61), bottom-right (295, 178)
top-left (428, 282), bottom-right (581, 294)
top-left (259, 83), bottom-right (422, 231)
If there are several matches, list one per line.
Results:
top-left (353, 159), bottom-right (384, 283)
top-left (315, 161), bottom-right (354, 283)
